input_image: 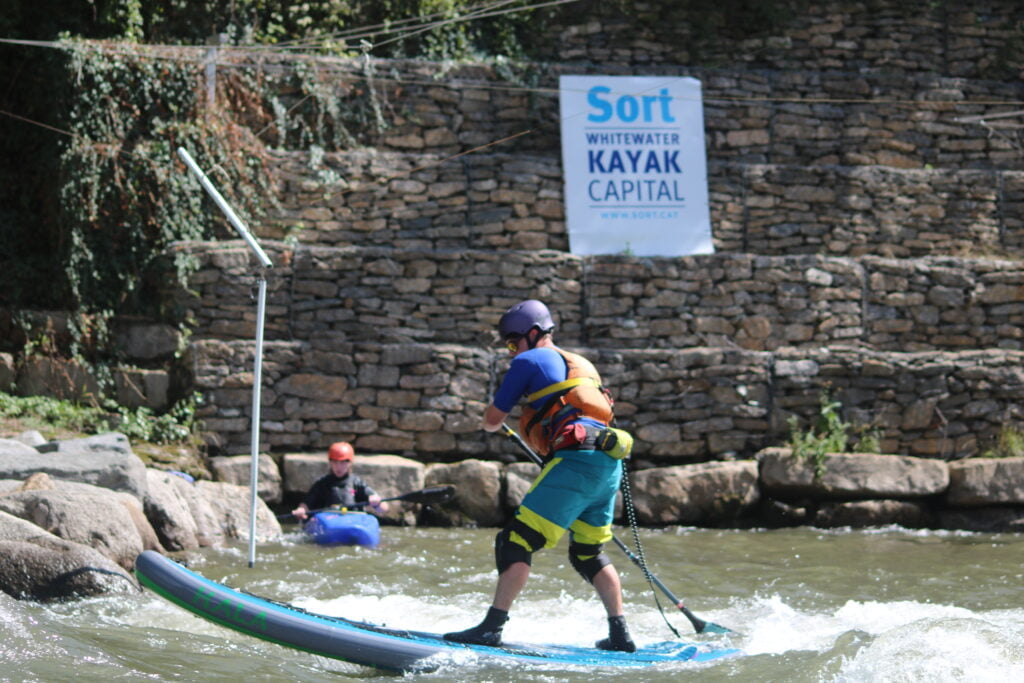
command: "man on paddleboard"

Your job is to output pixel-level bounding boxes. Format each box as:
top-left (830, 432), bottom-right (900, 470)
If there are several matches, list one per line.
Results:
top-left (444, 299), bottom-right (636, 652)
top-left (291, 442), bottom-right (390, 519)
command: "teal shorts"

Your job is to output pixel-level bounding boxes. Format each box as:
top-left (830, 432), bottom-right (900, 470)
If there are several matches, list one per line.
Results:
top-left (513, 449), bottom-right (623, 549)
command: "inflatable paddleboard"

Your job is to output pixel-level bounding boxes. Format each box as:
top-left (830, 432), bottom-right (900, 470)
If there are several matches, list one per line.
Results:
top-left (134, 550), bottom-right (739, 673)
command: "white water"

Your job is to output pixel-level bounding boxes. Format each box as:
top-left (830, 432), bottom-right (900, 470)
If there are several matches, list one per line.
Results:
top-left (2, 526), bottom-right (1023, 682)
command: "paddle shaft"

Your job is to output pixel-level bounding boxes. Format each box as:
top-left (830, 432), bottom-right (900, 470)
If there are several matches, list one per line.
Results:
top-left (279, 485), bottom-right (454, 518)
top-left (500, 423), bottom-right (730, 635)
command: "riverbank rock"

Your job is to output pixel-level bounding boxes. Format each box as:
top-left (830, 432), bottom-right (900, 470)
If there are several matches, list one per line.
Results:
top-left (0, 511), bottom-right (137, 601)
top-left (629, 461), bottom-right (761, 525)
top-left (281, 453), bottom-right (327, 496)
top-left (504, 462), bottom-right (541, 509)
top-left (946, 457), bottom-right (1024, 506)
top-left (758, 447), bottom-right (949, 499)
top-left (0, 475), bottom-right (162, 570)
top-left (0, 433), bottom-right (148, 499)
top-left (191, 480), bottom-right (282, 544)
top-left (208, 454), bottom-right (283, 504)
top-left (425, 459), bottom-right (504, 526)
top-left (936, 506), bottom-right (1024, 532)
top-left (144, 469), bottom-right (202, 550)
top-left (351, 454), bottom-right (426, 525)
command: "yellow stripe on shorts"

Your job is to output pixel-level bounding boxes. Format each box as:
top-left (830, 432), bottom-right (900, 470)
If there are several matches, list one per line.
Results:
top-left (569, 517), bottom-right (613, 546)
top-left (515, 505), bottom-right (567, 549)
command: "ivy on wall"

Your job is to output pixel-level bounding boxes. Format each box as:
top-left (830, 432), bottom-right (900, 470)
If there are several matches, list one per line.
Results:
top-left (57, 42), bottom-right (275, 321)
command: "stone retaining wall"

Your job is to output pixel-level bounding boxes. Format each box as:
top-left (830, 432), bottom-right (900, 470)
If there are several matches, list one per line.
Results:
top-left (533, 1), bottom-right (1024, 80)
top-left (214, 53), bottom-right (1024, 169)
top-left (265, 152), bottom-right (1024, 258)
top-left (186, 337), bottom-right (1024, 462)
top-left (166, 242), bottom-right (1024, 353)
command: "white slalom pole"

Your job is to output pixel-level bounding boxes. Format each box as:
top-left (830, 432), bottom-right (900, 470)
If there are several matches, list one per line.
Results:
top-left (177, 147), bottom-right (272, 568)
top-left (176, 148), bottom-right (273, 268)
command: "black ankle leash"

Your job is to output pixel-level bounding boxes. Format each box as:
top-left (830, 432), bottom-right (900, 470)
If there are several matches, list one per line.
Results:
top-left (620, 456), bottom-right (682, 640)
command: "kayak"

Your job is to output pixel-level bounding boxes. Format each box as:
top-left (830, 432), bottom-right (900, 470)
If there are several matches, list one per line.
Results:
top-left (304, 510), bottom-right (380, 547)
top-left (134, 550), bottom-right (740, 673)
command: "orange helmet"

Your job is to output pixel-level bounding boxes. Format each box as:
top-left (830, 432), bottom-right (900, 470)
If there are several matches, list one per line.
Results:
top-left (327, 442), bottom-right (355, 461)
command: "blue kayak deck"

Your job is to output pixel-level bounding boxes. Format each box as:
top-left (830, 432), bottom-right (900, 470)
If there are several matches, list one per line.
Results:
top-left (134, 550), bottom-right (740, 673)
top-left (304, 510), bottom-right (380, 547)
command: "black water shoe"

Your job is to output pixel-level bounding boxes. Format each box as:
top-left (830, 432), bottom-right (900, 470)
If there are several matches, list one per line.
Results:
top-left (596, 615), bottom-right (636, 653)
top-left (443, 606), bottom-right (508, 647)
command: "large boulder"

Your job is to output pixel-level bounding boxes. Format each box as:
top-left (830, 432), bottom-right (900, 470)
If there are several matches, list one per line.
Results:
top-left (504, 462), bottom-right (541, 510)
top-left (208, 454), bottom-right (283, 504)
top-left (143, 470), bottom-right (280, 548)
top-left (425, 459), bottom-right (503, 526)
top-left (282, 453), bottom-right (327, 496)
top-left (629, 461), bottom-right (760, 525)
top-left (947, 457), bottom-right (1024, 506)
top-left (0, 475), bottom-right (162, 569)
top-left (144, 469), bottom-right (202, 550)
top-left (348, 455), bottom-right (426, 525)
top-left (758, 447), bottom-right (949, 500)
top-left (0, 511), bottom-right (136, 600)
top-left (191, 480), bottom-right (282, 545)
top-left (0, 433), bottom-right (148, 499)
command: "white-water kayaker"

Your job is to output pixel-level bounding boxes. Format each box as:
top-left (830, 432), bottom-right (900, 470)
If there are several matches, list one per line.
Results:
top-left (291, 442), bottom-right (390, 519)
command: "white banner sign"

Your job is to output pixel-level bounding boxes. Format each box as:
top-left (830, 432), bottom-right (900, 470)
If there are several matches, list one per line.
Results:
top-left (559, 75), bottom-right (712, 256)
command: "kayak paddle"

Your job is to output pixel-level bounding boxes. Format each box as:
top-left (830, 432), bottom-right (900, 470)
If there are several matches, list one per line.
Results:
top-left (279, 485), bottom-right (455, 519)
top-left (499, 423), bottom-right (734, 635)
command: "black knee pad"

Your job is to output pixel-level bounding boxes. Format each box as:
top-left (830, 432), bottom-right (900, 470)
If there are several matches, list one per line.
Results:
top-left (495, 520), bottom-right (546, 574)
top-left (569, 541), bottom-right (611, 584)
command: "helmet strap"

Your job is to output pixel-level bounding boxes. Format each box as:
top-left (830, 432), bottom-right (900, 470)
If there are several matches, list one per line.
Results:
top-left (525, 328), bottom-right (545, 350)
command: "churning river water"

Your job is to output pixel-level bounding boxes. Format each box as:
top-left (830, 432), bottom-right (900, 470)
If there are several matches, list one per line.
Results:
top-left (2, 525), bottom-right (1023, 682)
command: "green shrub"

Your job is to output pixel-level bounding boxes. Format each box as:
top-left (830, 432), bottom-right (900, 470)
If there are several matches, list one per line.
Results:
top-left (0, 390), bottom-right (201, 445)
top-left (787, 391), bottom-right (880, 477)
top-left (981, 425), bottom-right (1024, 458)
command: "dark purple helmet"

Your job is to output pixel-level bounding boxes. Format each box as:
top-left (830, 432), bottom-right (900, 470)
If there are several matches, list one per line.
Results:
top-left (498, 300), bottom-right (555, 339)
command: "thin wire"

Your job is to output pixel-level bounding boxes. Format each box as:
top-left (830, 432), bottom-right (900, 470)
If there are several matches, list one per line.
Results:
top-left (4, 38), bottom-right (1024, 108)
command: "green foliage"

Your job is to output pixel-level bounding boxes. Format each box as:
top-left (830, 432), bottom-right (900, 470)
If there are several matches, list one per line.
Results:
top-left (0, 390), bottom-right (201, 445)
top-left (787, 391), bottom-right (881, 477)
top-left (981, 425), bottom-right (1024, 458)
top-left (58, 41), bottom-right (275, 319)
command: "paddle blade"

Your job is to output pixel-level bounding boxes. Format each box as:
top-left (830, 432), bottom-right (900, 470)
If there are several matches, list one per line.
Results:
top-left (389, 485), bottom-right (455, 505)
top-left (682, 605), bottom-right (735, 635)
top-left (700, 621), bottom-right (734, 635)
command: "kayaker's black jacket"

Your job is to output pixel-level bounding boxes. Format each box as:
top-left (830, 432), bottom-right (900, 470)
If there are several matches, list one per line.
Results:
top-left (303, 472), bottom-right (378, 510)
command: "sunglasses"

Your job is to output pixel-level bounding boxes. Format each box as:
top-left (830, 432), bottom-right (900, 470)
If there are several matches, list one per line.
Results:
top-left (504, 335), bottom-right (522, 352)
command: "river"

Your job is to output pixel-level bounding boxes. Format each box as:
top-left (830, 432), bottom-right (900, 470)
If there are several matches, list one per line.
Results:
top-left (2, 525), bottom-right (1023, 681)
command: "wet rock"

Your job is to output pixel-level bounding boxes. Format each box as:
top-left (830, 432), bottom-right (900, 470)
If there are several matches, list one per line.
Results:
top-left (144, 469), bottom-right (201, 551)
top-left (0, 511), bottom-right (136, 601)
top-left (937, 506), bottom-right (1024, 533)
top-left (0, 478), bottom-right (162, 570)
top-left (814, 499), bottom-right (933, 528)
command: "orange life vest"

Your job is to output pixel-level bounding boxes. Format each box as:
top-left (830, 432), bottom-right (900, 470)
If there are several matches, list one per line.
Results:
top-left (518, 348), bottom-right (614, 456)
